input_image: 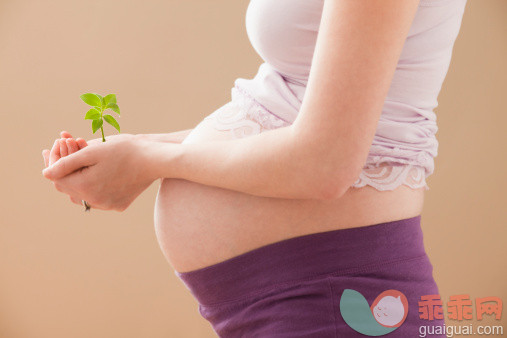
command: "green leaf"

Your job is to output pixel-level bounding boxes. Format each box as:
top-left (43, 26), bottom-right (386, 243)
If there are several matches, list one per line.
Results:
top-left (92, 119), bottom-right (103, 134)
top-left (84, 108), bottom-right (101, 120)
top-left (80, 93), bottom-right (102, 107)
top-left (96, 94), bottom-right (105, 107)
top-left (104, 94), bottom-right (117, 106)
top-left (106, 102), bottom-right (120, 115)
top-left (104, 115), bottom-right (120, 133)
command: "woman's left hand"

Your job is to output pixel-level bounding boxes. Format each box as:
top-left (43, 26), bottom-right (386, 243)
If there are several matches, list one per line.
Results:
top-left (42, 134), bottom-right (157, 212)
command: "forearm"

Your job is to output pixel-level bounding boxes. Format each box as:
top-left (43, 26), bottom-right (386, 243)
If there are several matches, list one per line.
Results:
top-left (144, 125), bottom-right (353, 200)
top-left (138, 129), bottom-right (193, 144)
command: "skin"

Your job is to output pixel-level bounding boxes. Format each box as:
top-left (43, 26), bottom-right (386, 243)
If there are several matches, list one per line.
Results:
top-left (41, 130), bottom-right (192, 205)
top-left (42, 0), bottom-right (424, 272)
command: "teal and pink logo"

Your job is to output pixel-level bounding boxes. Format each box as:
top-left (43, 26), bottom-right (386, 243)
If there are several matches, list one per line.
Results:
top-left (340, 289), bottom-right (409, 336)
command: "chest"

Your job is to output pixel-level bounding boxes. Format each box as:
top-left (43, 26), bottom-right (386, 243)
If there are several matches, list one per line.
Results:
top-left (245, 0), bottom-right (325, 77)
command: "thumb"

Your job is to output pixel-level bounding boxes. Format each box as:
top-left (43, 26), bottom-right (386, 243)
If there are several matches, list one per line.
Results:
top-left (42, 147), bottom-right (95, 180)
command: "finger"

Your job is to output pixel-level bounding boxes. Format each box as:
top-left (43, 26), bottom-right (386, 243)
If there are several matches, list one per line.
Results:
top-left (42, 149), bottom-right (50, 167)
top-left (76, 138), bottom-right (88, 150)
top-left (43, 147), bottom-right (95, 180)
top-left (59, 176), bottom-right (103, 210)
top-left (70, 195), bottom-right (82, 205)
top-left (61, 131), bottom-right (73, 139)
top-left (66, 138), bottom-right (79, 154)
top-left (59, 139), bottom-right (68, 157)
top-left (49, 139), bottom-right (61, 166)
top-left (52, 177), bottom-right (80, 198)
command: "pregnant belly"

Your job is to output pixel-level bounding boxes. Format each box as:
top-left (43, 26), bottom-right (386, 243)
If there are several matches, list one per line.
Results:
top-left (154, 103), bottom-right (425, 273)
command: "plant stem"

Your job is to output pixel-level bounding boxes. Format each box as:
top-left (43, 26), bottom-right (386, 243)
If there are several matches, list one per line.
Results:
top-left (99, 107), bottom-right (106, 142)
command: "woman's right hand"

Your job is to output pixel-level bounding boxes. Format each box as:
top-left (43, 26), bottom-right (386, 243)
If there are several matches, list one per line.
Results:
top-left (42, 131), bottom-right (88, 168)
top-left (42, 129), bottom-right (193, 168)
top-left (42, 131), bottom-right (93, 205)
top-left (42, 131), bottom-right (126, 167)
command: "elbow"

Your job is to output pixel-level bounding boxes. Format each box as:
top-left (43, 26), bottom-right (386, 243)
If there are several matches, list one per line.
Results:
top-left (317, 182), bottom-right (348, 200)
top-left (309, 166), bottom-right (359, 200)
top-left (287, 126), bottom-right (363, 200)
top-left (314, 177), bottom-right (350, 200)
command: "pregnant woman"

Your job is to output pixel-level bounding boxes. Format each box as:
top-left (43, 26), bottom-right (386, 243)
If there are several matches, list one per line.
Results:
top-left (42, 0), bottom-right (467, 336)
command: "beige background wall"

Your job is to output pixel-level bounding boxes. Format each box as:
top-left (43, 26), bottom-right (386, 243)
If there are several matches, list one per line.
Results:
top-left (0, 1), bottom-right (505, 337)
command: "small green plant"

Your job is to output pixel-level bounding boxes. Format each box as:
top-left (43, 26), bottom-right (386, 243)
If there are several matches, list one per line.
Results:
top-left (80, 93), bottom-right (121, 142)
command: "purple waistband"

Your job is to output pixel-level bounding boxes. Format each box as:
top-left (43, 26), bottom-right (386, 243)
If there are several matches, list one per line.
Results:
top-left (176, 215), bottom-right (426, 306)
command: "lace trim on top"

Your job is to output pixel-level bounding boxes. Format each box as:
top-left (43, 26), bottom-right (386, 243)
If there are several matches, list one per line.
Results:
top-left (353, 163), bottom-right (428, 191)
top-left (206, 86), bottom-right (429, 191)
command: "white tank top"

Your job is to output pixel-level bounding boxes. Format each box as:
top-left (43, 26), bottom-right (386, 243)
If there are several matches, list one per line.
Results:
top-left (229, 0), bottom-right (467, 191)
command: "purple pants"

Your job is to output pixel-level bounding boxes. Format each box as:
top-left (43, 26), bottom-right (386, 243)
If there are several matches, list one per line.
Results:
top-left (177, 215), bottom-right (445, 337)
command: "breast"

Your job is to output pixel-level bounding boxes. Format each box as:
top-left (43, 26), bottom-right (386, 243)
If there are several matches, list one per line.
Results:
top-left (245, 0), bottom-right (324, 81)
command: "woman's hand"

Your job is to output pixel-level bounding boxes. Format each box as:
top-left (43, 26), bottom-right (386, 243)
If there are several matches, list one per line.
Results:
top-left (42, 134), bottom-right (157, 212)
top-left (42, 131), bottom-right (87, 167)
top-left (42, 131), bottom-right (88, 205)
top-left (42, 131), bottom-right (140, 206)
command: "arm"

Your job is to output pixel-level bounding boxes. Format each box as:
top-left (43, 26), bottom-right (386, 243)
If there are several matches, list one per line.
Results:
top-left (42, 0), bottom-right (420, 204)
top-left (138, 129), bottom-right (193, 144)
top-left (145, 0), bottom-right (420, 200)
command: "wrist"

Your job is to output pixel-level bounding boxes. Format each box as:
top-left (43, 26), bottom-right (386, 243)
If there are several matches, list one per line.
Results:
top-left (141, 139), bottom-right (184, 180)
